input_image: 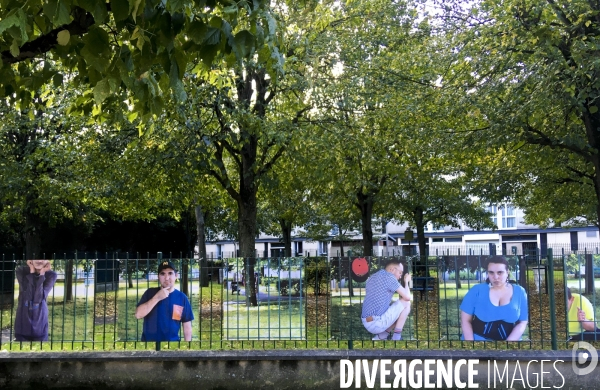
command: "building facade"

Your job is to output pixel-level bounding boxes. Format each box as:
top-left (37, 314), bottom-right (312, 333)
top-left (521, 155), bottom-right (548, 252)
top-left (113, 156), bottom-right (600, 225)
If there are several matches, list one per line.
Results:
top-left (205, 204), bottom-right (600, 259)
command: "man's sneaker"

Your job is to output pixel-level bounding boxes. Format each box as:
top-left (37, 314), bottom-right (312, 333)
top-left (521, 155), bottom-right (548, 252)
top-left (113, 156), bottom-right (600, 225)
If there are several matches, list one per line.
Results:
top-left (372, 332), bottom-right (389, 340)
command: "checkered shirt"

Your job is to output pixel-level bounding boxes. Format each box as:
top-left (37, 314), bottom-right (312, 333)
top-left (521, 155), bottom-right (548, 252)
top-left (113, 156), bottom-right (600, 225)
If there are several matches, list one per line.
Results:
top-left (360, 269), bottom-right (401, 318)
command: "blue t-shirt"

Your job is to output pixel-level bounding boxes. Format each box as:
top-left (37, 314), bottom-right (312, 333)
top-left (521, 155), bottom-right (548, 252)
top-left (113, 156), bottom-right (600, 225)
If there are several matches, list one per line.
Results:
top-left (361, 270), bottom-right (401, 318)
top-left (460, 283), bottom-right (528, 340)
top-left (137, 288), bottom-right (194, 341)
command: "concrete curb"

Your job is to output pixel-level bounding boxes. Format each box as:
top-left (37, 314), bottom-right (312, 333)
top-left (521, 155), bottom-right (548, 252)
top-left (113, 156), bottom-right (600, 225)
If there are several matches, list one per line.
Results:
top-left (0, 349), bottom-right (594, 389)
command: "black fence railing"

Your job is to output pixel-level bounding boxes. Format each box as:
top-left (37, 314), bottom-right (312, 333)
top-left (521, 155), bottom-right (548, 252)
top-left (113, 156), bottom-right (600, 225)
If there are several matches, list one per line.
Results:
top-left (0, 250), bottom-right (599, 351)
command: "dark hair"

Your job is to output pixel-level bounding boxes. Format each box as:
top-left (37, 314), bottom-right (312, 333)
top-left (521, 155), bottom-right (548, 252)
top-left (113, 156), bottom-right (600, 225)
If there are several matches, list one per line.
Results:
top-left (399, 260), bottom-right (407, 275)
top-left (483, 256), bottom-right (511, 284)
top-left (486, 255), bottom-right (509, 272)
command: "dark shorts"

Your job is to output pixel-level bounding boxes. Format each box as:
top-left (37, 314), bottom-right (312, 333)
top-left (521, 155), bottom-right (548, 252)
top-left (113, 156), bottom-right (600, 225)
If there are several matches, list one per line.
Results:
top-left (569, 329), bottom-right (600, 341)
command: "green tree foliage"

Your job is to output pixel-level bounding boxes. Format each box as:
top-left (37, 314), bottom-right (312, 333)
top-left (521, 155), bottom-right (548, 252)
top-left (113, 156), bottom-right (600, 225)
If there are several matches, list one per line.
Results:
top-left (300, 0), bottom-right (494, 260)
top-left (439, 0), bottom-right (600, 230)
top-left (165, 1), bottom-right (323, 305)
top-left (301, 0), bottom-right (422, 257)
top-left (259, 152), bottom-right (318, 257)
top-left (0, 0), bottom-right (276, 118)
top-left (0, 95), bottom-right (97, 258)
top-left (390, 150), bottom-right (495, 260)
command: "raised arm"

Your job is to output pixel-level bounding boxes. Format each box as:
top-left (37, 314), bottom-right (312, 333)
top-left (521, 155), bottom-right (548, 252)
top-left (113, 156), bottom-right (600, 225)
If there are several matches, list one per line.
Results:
top-left (135, 288), bottom-right (170, 319)
top-left (29, 262), bottom-right (56, 302)
top-left (395, 273), bottom-right (413, 301)
top-left (39, 262), bottom-right (57, 300)
top-left (16, 264), bottom-right (37, 302)
top-left (15, 265), bottom-right (30, 286)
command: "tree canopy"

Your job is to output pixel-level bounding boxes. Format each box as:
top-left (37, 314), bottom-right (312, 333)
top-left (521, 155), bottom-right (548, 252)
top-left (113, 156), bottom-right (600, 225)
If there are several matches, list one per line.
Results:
top-left (438, 0), bottom-right (600, 230)
top-left (0, 0), bottom-right (278, 119)
top-left (2, 0), bottom-right (598, 264)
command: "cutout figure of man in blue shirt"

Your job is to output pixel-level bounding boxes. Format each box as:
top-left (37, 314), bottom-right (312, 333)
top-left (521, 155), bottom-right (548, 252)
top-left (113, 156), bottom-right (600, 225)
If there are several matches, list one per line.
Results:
top-left (136, 260), bottom-right (194, 341)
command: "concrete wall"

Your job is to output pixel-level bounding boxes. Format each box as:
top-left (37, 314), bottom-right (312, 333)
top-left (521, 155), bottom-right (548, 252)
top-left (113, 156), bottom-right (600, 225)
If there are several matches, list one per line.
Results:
top-left (0, 349), bottom-right (596, 389)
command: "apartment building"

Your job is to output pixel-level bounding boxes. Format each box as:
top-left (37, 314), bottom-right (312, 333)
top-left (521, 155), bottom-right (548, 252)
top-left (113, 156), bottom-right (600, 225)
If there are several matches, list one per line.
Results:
top-left (205, 204), bottom-right (600, 259)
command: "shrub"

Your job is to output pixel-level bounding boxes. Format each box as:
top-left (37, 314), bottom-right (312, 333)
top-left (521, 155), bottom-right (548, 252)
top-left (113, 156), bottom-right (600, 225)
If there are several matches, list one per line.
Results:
top-left (278, 279), bottom-right (301, 296)
top-left (304, 257), bottom-right (329, 295)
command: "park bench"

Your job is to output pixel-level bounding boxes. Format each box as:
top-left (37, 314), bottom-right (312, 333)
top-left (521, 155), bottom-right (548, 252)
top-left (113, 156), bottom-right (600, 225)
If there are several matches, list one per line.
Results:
top-left (411, 276), bottom-right (436, 299)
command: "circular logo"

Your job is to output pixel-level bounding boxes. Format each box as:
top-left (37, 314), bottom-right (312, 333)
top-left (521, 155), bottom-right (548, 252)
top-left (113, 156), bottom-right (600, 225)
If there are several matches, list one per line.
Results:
top-left (572, 341), bottom-right (598, 376)
top-left (351, 257), bottom-right (370, 282)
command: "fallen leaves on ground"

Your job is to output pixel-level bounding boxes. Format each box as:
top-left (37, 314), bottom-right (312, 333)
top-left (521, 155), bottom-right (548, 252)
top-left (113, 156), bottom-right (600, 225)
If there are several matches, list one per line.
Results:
top-left (306, 294), bottom-right (330, 330)
top-left (94, 291), bottom-right (118, 324)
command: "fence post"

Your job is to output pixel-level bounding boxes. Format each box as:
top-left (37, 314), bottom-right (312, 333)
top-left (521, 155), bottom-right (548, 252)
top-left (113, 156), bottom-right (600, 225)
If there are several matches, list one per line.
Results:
top-left (561, 249), bottom-right (569, 346)
top-left (547, 248), bottom-right (557, 350)
top-left (585, 248), bottom-right (594, 295)
top-left (156, 252), bottom-right (162, 351)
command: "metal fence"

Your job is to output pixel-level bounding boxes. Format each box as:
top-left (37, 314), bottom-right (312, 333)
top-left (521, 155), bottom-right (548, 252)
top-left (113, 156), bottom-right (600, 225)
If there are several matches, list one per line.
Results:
top-left (1, 249), bottom-right (599, 351)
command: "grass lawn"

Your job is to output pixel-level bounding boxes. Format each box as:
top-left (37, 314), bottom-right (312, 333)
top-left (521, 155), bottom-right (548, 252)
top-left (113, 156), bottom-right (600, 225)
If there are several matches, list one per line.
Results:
top-left (223, 300), bottom-right (305, 340)
top-left (2, 271), bottom-right (600, 351)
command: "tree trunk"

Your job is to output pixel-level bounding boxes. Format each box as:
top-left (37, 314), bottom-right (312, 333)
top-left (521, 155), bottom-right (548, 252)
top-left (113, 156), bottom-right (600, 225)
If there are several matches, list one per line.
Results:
top-left (208, 67), bottom-right (278, 307)
top-left (585, 254), bottom-right (594, 295)
top-left (414, 207), bottom-right (430, 276)
top-left (184, 206), bottom-right (194, 254)
top-left (24, 209), bottom-right (41, 260)
top-left (575, 103), bottom-right (600, 293)
top-left (195, 205), bottom-right (208, 288)
top-left (128, 271), bottom-right (133, 289)
top-left (239, 191), bottom-right (258, 307)
top-left (280, 219), bottom-right (293, 257)
top-left (356, 193), bottom-right (374, 257)
top-left (339, 236), bottom-right (354, 297)
top-left (347, 254), bottom-right (354, 297)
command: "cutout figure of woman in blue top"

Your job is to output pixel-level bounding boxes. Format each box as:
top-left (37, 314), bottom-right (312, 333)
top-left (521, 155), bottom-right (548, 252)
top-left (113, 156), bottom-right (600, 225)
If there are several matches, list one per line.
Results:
top-left (460, 256), bottom-right (528, 341)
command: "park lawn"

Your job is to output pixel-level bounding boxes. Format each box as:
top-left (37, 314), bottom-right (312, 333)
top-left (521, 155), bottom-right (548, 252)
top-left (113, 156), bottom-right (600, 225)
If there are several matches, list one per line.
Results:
top-left (1, 281), bottom-right (230, 351)
top-left (223, 300), bottom-right (305, 340)
top-left (3, 273), bottom-right (600, 351)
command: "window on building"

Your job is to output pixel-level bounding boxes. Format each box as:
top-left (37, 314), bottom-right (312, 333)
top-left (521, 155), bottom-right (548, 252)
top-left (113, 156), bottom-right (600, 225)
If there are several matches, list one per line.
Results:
top-left (445, 237), bottom-right (462, 243)
top-left (319, 241), bottom-right (328, 255)
top-left (571, 232), bottom-right (579, 251)
top-left (425, 222), bottom-right (445, 233)
top-left (486, 205), bottom-right (498, 227)
top-left (501, 204), bottom-right (516, 228)
top-left (294, 241), bottom-right (303, 256)
top-left (270, 242), bottom-right (285, 258)
top-left (540, 233), bottom-right (547, 257)
top-left (586, 230), bottom-right (597, 238)
top-left (503, 235), bottom-right (536, 242)
top-left (432, 238), bottom-right (443, 243)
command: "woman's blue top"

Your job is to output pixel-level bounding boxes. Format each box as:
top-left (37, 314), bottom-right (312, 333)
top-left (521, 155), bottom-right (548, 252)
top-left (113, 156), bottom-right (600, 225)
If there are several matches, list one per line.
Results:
top-left (460, 283), bottom-right (528, 341)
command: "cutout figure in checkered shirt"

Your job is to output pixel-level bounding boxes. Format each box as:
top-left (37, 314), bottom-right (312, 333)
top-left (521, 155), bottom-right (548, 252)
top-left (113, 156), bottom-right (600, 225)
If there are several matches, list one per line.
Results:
top-left (361, 260), bottom-right (412, 341)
